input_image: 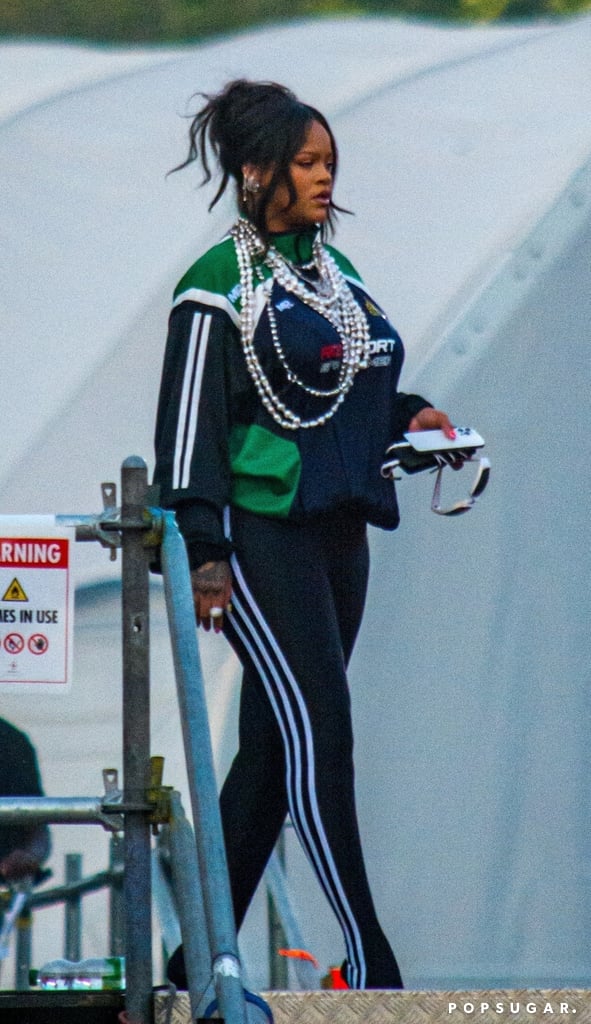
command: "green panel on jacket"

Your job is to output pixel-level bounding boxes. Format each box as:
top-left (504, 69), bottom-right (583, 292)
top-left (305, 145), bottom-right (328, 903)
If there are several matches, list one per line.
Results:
top-left (229, 423), bottom-right (302, 517)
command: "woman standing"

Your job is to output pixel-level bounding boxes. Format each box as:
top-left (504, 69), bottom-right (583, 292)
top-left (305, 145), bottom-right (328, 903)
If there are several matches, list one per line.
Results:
top-left (154, 79), bottom-right (456, 990)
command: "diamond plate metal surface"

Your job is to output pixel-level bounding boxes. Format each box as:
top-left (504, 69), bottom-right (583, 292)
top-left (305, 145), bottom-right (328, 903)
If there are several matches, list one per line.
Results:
top-left (155, 988), bottom-right (591, 1023)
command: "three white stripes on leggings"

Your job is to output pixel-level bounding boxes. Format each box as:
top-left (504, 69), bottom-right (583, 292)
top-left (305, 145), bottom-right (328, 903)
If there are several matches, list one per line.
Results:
top-left (225, 527), bottom-right (366, 988)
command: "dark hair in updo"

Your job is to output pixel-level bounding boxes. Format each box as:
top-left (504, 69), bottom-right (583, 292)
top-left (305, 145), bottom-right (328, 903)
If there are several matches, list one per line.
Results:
top-left (171, 79), bottom-right (347, 242)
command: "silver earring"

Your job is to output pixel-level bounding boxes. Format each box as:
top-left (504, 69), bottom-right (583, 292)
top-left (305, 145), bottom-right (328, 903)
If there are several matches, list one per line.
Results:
top-left (242, 176), bottom-right (261, 203)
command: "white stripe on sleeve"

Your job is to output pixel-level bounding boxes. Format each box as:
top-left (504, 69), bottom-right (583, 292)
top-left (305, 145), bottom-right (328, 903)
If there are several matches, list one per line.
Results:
top-left (172, 312), bottom-right (212, 490)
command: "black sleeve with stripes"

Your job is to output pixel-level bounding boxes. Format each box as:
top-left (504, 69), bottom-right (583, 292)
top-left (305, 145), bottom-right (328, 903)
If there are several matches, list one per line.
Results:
top-left (153, 300), bottom-right (237, 569)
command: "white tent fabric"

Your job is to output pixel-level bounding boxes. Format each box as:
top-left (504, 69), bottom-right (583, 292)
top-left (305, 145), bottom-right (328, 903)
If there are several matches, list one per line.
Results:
top-left (1, 14), bottom-right (590, 989)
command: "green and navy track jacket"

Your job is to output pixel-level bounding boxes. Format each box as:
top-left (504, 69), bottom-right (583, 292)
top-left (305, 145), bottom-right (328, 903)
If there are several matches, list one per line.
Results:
top-left (153, 227), bottom-right (431, 569)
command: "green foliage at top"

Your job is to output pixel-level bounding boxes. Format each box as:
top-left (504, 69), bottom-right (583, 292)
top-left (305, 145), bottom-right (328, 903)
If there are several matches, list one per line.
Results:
top-left (0, 0), bottom-right (590, 43)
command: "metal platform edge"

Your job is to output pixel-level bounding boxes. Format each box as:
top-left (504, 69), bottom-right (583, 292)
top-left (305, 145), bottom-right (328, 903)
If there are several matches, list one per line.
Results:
top-left (155, 987), bottom-right (590, 1023)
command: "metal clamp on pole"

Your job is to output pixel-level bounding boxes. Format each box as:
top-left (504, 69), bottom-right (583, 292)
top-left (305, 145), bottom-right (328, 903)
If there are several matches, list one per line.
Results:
top-left (56, 476), bottom-right (160, 562)
top-left (146, 757), bottom-right (173, 836)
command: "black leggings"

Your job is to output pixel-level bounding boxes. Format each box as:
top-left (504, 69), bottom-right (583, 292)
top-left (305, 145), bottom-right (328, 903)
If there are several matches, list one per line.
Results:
top-left (224, 506), bottom-right (402, 989)
top-left (169, 507), bottom-right (402, 990)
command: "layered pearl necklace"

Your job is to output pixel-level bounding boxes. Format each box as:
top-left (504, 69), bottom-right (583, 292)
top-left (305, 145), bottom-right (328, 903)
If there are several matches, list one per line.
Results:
top-left (231, 217), bottom-right (371, 430)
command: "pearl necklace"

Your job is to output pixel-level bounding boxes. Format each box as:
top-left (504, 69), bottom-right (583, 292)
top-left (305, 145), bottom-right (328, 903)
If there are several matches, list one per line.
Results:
top-left (231, 218), bottom-right (371, 430)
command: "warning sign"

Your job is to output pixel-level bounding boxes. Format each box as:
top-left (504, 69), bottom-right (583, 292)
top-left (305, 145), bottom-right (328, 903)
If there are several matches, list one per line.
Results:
top-left (0, 517), bottom-right (74, 689)
top-left (2, 578), bottom-right (28, 602)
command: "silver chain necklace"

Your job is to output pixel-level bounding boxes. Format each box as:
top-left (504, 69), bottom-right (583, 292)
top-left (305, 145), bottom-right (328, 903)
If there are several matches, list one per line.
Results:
top-left (231, 218), bottom-right (371, 430)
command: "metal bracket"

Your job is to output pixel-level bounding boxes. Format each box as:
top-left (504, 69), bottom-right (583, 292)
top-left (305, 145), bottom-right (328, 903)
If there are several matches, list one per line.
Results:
top-left (99, 762), bottom-right (173, 836)
top-left (94, 482), bottom-right (121, 561)
top-left (147, 756), bottom-right (173, 836)
top-left (102, 482), bottom-right (117, 510)
top-left (100, 767), bottom-right (125, 832)
top-left (56, 480), bottom-right (165, 564)
top-left (99, 480), bottom-right (163, 556)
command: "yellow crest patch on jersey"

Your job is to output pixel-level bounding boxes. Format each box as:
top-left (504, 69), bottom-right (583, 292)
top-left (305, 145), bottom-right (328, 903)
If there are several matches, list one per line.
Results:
top-left (365, 298), bottom-right (386, 318)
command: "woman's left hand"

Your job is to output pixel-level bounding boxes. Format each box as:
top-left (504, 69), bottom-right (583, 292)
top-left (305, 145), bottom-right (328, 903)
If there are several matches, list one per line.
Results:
top-left (407, 406), bottom-right (456, 438)
top-left (190, 560), bottom-right (233, 633)
top-left (407, 407), bottom-right (469, 469)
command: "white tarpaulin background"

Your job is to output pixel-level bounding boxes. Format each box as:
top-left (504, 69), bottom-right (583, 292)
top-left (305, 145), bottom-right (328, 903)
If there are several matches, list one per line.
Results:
top-left (1, 13), bottom-right (590, 989)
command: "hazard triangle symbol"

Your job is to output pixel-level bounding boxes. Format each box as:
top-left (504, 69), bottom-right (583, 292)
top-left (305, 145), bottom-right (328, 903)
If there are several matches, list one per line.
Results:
top-left (2, 578), bottom-right (29, 602)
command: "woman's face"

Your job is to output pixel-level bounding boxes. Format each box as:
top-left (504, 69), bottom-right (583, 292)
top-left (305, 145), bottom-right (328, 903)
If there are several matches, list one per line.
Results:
top-left (262, 119), bottom-right (334, 232)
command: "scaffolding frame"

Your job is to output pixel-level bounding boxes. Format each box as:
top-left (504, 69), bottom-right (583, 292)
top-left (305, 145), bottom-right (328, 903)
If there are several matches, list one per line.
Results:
top-left (0, 456), bottom-right (248, 1024)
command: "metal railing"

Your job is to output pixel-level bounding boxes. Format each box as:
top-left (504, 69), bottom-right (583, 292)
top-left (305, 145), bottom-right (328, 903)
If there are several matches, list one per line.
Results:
top-left (0, 838), bottom-right (124, 989)
top-left (0, 457), bottom-right (249, 1024)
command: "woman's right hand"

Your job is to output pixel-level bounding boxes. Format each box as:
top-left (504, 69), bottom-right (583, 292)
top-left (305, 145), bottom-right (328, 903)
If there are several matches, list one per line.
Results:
top-left (190, 560), bottom-right (233, 633)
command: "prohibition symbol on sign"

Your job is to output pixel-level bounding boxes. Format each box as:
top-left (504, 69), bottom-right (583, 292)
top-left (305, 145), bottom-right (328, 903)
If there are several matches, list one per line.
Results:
top-left (28, 634), bottom-right (49, 655)
top-left (4, 633), bottom-right (25, 654)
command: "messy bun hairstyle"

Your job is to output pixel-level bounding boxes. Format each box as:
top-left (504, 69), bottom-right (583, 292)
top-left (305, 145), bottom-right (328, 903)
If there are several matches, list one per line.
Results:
top-left (171, 79), bottom-right (346, 242)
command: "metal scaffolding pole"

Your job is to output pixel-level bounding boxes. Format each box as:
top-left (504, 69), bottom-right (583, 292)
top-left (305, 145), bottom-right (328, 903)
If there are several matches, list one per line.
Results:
top-left (64, 854), bottom-right (82, 962)
top-left (121, 457), bottom-right (153, 1024)
top-left (0, 797), bottom-right (122, 828)
top-left (166, 791), bottom-right (212, 1019)
top-left (160, 511), bottom-right (247, 1024)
